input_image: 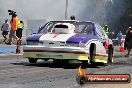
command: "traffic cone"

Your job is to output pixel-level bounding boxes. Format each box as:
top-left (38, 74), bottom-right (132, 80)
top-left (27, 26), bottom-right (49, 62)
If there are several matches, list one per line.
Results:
top-left (119, 40), bottom-right (124, 52)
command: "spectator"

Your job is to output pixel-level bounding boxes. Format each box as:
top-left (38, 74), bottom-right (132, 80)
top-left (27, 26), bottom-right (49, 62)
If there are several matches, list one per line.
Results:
top-left (1, 19), bottom-right (9, 42)
top-left (117, 31), bottom-right (122, 46)
top-left (70, 16), bottom-right (75, 20)
top-left (6, 14), bottom-right (19, 45)
top-left (103, 25), bottom-right (110, 37)
top-left (16, 21), bottom-right (24, 39)
top-left (125, 27), bottom-right (132, 57)
top-left (124, 28), bottom-right (131, 50)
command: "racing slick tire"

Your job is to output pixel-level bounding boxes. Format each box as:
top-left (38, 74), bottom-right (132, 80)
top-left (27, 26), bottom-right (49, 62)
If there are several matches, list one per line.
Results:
top-left (82, 60), bottom-right (89, 68)
top-left (28, 58), bottom-right (37, 63)
top-left (107, 45), bottom-right (113, 65)
top-left (89, 43), bottom-right (96, 66)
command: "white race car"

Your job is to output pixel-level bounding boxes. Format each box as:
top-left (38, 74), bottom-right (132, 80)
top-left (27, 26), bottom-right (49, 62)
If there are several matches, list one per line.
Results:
top-left (23, 20), bottom-right (113, 66)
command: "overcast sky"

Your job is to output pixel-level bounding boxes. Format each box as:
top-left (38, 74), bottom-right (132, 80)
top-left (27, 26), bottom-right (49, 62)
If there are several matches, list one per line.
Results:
top-left (0, 0), bottom-right (110, 21)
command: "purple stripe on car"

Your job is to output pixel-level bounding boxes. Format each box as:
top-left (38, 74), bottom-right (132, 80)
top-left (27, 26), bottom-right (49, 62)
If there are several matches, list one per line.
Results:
top-left (93, 24), bottom-right (97, 36)
top-left (26, 34), bottom-right (43, 41)
top-left (66, 33), bottom-right (95, 43)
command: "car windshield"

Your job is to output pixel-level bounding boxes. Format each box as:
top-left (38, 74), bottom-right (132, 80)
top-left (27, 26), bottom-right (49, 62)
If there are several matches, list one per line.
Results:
top-left (38, 21), bottom-right (94, 35)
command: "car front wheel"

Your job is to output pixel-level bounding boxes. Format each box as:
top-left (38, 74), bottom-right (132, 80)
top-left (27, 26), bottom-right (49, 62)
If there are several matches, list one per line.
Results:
top-left (28, 58), bottom-right (37, 63)
top-left (89, 43), bottom-right (96, 66)
top-left (82, 60), bottom-right (89, 68)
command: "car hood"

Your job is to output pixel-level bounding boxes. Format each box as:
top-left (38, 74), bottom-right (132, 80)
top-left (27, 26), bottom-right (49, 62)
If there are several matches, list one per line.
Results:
top-left (39, 33), bottom-right (76, 42)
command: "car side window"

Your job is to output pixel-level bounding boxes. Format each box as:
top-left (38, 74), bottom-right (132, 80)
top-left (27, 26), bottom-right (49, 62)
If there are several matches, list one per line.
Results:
top-left (75, 24), bottom-right (86, 33)
top-left (38, 22), bottom-right (53, 33)
top-left (95, 23), bottom-right (106, 38)
top-left (75, 23), bottom-right (93, 34)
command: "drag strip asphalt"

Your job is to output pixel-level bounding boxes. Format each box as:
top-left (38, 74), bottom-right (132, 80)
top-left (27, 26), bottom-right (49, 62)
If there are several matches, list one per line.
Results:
top-left (0, 51), bottom-right (132, 88)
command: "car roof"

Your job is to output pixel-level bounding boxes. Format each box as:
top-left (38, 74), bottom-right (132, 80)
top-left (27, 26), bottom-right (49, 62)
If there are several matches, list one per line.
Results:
top-left (49, 20), bottom-right (94, 24)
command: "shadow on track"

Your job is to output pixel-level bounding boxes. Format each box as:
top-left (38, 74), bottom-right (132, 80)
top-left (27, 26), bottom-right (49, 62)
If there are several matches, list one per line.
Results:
top-left (11, 61), bottom-right (100, 69)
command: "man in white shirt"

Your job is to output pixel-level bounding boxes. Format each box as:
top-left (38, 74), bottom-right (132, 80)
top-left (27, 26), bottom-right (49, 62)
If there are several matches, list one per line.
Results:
top-left (1, 19), bottom-right (9, 42)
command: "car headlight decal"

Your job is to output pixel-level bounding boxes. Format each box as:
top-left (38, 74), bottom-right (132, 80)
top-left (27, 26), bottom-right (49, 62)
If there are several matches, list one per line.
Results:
top-left (66, 42), bottom-right (79, 47)
top-left (27, 41), bottom-right (43, 45)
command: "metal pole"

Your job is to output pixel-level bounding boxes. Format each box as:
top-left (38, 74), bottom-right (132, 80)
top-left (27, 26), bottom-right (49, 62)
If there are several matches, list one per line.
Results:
top-left (65, 0), bottom-right (68, 20)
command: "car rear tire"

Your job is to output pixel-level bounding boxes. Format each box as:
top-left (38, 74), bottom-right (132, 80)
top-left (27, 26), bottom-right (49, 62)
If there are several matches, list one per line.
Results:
top-left (82, 60), bottom-right (89, 68)
top-left (89, 43), bottom-right (96, 66)
top-left (28, 58), bottom-right (37, 63)
top-left (107, 45), bottom-right (113, 64)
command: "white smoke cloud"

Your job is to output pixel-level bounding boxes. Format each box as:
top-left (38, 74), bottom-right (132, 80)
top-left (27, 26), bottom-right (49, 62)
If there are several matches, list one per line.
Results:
top-left (0, 0), bottom-right (109, 20)
top-left (0, 0), bottom-right (126, 30)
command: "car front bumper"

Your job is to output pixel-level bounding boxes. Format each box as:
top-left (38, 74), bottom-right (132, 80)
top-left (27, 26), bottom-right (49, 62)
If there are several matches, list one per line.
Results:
top-left (23, 45), bottom-right (89, 61)
top-left (23, 45), bottom-right (108, 63)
